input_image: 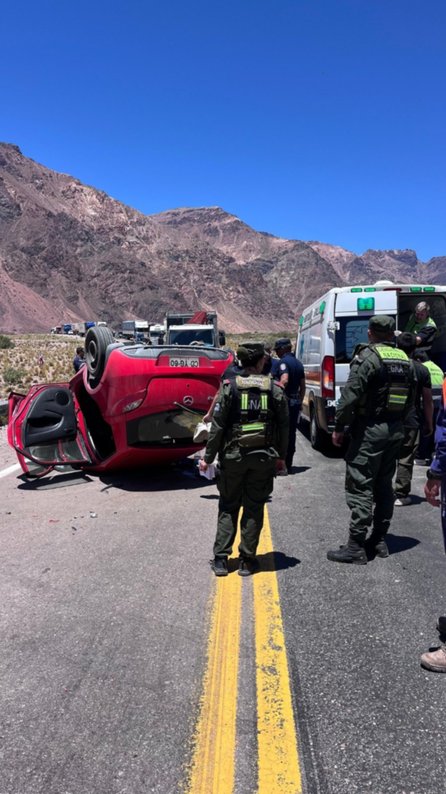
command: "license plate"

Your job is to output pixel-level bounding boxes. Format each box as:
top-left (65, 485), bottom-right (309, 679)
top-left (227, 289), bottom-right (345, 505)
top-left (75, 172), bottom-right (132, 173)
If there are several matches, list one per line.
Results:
top-left (169, 357), bottom-right (200, 368)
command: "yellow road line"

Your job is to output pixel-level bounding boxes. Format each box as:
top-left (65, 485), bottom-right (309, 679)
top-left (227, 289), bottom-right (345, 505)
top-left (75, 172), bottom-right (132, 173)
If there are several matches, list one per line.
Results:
top-left (186, 562), bottom-right (242, 793)
top-left (254, 508), bottom-right (302, 793)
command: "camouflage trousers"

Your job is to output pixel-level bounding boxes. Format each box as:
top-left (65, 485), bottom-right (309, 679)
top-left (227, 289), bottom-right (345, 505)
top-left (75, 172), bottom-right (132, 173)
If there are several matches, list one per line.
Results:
top-left (213, 452), bottom-right (276, 558)
top-left (344, 419), bottom-right (405, 543)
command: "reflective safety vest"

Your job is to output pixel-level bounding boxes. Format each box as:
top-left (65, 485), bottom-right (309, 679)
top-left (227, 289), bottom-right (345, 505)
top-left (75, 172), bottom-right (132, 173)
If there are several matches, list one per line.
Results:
top-left (357, 344), bottom-right (412, 418)
top-left (372, 344), bottom-right (412, 414)
top-left (422, 360), bottom-right (444, 388)
top-left (232, 373), bottom-right (273, 449)
top-left (406, 315), bottom-right (437, 335)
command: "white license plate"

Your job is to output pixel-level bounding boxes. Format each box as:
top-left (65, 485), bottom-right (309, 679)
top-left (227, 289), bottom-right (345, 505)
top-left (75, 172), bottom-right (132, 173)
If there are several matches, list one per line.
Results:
top-left (169, 357), bottom-right (200, 368)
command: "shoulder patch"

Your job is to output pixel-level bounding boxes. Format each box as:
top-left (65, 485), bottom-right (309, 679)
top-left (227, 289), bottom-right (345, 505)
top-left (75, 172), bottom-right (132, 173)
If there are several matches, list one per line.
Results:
top-left (279, 363), bottom-right (287, 371)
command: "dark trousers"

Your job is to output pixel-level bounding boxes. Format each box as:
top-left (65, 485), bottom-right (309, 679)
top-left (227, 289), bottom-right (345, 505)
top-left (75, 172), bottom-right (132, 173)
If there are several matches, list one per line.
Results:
top-left (286, 400), bottom-right (300, 469)
top-left (394, 427), bottom-right (420, 497)
top-left (213, 453), bottom-right (275, 558)
top-left (345, 420), bottom-right (404, 543)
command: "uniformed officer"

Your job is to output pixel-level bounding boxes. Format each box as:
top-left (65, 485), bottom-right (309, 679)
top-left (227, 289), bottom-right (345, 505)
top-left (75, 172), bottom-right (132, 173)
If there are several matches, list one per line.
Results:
top-left (199, 341), bottom-right (289, 576)
top-left (414, 349), bottom-right (444, 463)
top-left (273, 338), bottom-right (306, 471)
top-left (393, 333), bottom-right (433, 506)
top-left (327, 315), bottom-right (416, 564)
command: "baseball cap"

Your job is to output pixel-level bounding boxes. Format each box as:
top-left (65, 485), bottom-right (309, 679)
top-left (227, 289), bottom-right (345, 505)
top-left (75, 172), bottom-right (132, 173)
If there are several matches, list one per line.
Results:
top-left (236, 341), bottom-right (266, 365)
top-left (274, 337), bottom-right (291, 350)
top-left (369, 316), bottom-right (395, 334)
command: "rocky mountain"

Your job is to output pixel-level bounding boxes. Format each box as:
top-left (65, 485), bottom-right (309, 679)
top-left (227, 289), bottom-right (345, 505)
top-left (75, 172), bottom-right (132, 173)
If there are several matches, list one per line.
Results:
top-left (0, 143), bottom-right (444, 334)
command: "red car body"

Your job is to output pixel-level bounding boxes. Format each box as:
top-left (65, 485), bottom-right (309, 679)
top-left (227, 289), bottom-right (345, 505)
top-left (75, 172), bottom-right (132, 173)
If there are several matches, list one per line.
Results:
top-left (8, 337), bottom-right (233, 478)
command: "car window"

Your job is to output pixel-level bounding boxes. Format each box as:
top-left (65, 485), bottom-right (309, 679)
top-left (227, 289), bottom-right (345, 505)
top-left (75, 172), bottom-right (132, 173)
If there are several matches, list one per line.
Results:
top-left (170, 329), bottom-right (214, 345)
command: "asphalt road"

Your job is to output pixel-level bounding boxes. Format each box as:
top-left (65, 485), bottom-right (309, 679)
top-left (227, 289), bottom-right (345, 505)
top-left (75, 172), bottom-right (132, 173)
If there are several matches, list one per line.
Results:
top-left (0, 424), bottom-right (445, 794)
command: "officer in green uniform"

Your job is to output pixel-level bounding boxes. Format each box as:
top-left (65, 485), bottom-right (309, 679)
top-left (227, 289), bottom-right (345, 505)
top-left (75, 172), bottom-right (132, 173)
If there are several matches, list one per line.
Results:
top-left (199, 341), bottom-right (289, 576)
top-left (327, 315), bottom-right (416, 564)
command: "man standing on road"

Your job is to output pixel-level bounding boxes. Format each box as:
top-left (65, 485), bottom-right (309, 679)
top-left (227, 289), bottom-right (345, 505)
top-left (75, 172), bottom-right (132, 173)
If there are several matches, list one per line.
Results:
top-left (393, 332), bottom-right (433, 506)
top-left (422, 378), bottom-right (446, 672)
top-left (413, 349), bottom-right (444, 464)
top-left (273, 338), bottom-right (305, 473)
top-left (327, 316), bottom-right (416, 565)
top-left (199, 341), bottom-right (289, 577)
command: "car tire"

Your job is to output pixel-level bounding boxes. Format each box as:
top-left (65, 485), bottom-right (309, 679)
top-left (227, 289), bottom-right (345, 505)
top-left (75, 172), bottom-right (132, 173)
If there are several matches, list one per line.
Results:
top-left (85, 326), bottom-right (114, 388)
top-left (310, 409), bottom-right (327, 452)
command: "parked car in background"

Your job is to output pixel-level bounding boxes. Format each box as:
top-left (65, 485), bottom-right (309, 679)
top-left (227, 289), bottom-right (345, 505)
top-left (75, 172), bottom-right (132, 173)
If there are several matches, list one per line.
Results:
top-left (8, 327), bottom-right (233, 478)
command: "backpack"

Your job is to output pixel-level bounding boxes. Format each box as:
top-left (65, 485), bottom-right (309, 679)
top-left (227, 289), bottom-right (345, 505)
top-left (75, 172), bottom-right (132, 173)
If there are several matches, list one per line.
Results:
top-left (231, 373), bottom-right (274, 449)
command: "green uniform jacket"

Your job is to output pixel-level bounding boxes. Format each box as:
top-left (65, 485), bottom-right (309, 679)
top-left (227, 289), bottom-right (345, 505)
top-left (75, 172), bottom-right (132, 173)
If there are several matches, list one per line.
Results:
top-left (334, 343), bottom-right (416, 432)
top-left (204, 375), bottom-right (289, 463)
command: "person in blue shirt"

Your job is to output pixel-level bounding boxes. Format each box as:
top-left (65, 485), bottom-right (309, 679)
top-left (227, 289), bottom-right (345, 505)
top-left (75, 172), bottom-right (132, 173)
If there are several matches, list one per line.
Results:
top-left (73, 346), bottom-right (85, 373)
top-left (421, 379), bottom-right (446, 672)
top-left (273, 338), bottom-right (306, 472)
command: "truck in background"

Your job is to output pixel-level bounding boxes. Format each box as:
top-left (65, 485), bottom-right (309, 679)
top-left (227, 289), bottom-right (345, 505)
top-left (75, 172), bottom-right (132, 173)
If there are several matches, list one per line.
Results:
top-left (148, 323), bottom-right (165, 344)
top-left (296, 280), bottom-right (446, 451)
top-left (164, 310), bottom-right (225, 347)
top-left (121, 320), bottom-right (149, 341)
top-left (68, 321), bottom-right (98, 336)
top-left (50, 321), bottom-right (102, 336)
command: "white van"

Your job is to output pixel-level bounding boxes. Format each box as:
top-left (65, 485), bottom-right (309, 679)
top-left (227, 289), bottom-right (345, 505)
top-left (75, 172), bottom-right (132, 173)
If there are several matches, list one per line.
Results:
top-left (296, 280), bottom-right (446, 450)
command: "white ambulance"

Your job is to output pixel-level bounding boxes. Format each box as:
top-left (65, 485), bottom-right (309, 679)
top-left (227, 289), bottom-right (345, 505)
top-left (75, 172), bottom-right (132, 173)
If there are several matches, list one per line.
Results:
top-left (296, 280), bottom-right (446, 450)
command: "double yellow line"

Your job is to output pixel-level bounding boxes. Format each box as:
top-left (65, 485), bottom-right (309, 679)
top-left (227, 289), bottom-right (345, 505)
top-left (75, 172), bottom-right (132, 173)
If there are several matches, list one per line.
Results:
top-left (186, 510), bottom-right (302, 793)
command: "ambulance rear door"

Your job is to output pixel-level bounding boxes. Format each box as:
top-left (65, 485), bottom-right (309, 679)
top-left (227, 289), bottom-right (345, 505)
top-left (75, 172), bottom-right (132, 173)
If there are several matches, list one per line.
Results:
top-left (334, 288), bottom-right (398, 401)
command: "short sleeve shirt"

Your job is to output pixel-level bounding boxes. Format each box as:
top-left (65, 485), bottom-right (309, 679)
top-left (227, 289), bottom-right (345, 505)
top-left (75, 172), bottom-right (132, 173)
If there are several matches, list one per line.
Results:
top-left (278, 353), bottom-right (305, 400)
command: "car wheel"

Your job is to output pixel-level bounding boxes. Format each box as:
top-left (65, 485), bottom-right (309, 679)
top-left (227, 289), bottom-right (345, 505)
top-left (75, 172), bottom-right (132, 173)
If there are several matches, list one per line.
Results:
top-left (85, 326), bottom-right (114, 388)
top-left (310, 409), bottom-right (327, 451)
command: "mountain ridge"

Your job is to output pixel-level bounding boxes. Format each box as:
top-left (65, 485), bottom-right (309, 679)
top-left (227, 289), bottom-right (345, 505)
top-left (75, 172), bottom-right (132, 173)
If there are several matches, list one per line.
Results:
top-left (0, 143), bottom-right (444, 334)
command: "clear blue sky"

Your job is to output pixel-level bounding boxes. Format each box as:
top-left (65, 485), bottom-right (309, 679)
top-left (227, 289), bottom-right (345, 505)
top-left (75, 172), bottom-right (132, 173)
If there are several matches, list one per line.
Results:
top-left (1, 0), bottom-right (445, 260)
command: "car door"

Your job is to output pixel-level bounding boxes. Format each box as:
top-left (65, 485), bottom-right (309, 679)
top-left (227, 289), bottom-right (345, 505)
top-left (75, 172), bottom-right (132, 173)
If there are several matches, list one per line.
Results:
top-left (8, 385), bottom-right (93, 477)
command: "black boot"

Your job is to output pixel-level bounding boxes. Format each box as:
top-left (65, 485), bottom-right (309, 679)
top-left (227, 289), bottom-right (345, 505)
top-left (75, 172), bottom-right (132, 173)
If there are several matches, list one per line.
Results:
top-left (210, 556), bottom-right (228, 576)
top-left (327, 539), bottom-right (367, 565)
top-left (366, 533), bottom-right (389, 558)
top-left (238, 556), bottom-right (258, 577)
top-left (437, 616), bottom-right (446, 636)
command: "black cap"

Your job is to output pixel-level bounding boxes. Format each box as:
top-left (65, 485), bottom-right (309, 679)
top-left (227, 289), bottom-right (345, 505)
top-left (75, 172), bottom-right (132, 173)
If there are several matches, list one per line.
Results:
top-left (369, 315), bottom-right (395, 334)
top-left (274, 337), bottom-right (291, 350)
top-left (237, 341), bottom-right (266, 365)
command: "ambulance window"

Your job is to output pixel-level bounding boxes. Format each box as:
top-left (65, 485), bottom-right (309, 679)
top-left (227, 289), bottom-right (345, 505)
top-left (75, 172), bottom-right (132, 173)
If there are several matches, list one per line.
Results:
top-left (335, 318), bottom-right (370, 363)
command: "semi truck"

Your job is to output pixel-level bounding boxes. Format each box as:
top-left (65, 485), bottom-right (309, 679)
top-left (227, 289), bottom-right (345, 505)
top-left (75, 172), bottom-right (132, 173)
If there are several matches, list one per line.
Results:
top-left (121, 320), bottom-right (149, 340)
top-left (148, 323), bottom-right (165, 344)
top-left (164, 311), bottom-right (225, 347)
top-left (68, 321), bottom-right (98, 336)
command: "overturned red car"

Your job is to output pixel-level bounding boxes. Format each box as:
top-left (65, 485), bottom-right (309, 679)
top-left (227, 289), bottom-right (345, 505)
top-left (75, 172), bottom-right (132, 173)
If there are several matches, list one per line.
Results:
top-left (8, 327), bottom-right (232, 478)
